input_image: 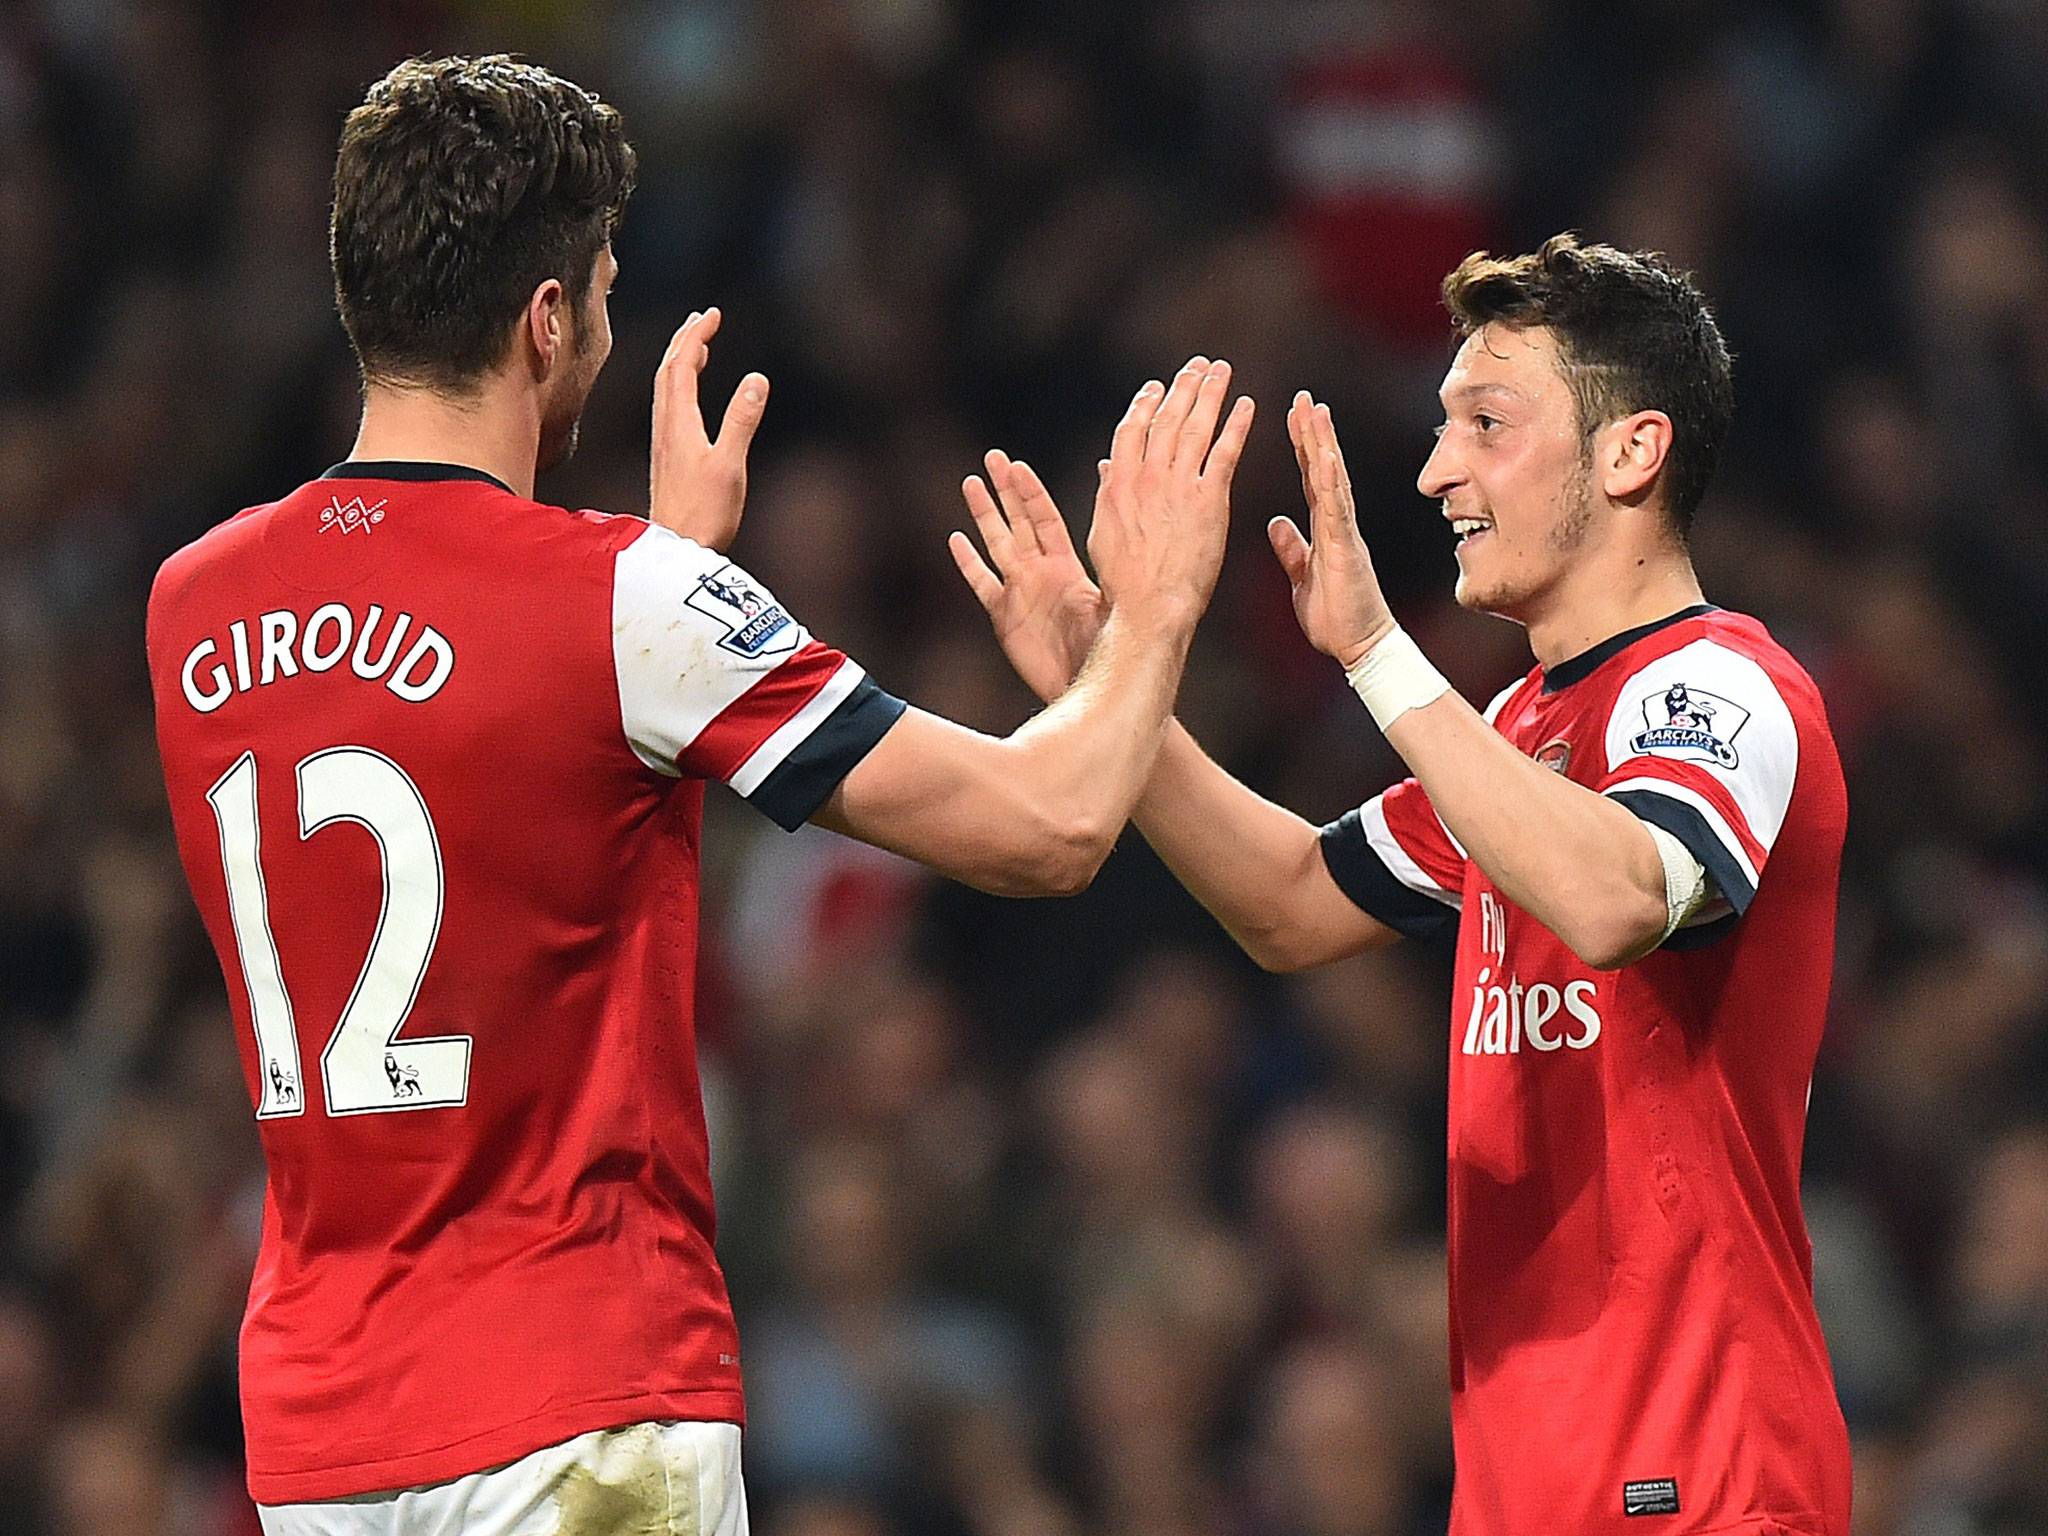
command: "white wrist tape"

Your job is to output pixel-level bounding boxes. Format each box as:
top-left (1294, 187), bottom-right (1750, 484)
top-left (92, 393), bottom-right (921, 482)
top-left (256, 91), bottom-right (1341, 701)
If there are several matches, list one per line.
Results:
top-left (1344, 626), bottom-right (1452, 731)
top-left (1644, 822), bottom-right (1711, 941)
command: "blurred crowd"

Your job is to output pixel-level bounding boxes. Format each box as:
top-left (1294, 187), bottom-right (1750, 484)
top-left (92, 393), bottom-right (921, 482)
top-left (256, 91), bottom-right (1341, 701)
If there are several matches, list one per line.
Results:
top-left (4, 0), bottom-right (2048, 1533)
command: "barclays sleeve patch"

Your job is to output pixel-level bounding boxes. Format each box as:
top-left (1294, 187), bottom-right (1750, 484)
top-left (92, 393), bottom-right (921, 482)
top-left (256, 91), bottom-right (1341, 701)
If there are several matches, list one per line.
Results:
top-left (685, 564), bottom-right (798, 659)
top-left (1629, 683), bottom-right (1748, 769)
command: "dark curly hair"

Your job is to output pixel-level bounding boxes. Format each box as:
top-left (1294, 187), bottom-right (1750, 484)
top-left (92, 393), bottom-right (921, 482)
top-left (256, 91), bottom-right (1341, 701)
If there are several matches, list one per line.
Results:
top-left (331, 55), bottom-right (638, 390)
top-left (1442, 233), bottom-right (1734, 536)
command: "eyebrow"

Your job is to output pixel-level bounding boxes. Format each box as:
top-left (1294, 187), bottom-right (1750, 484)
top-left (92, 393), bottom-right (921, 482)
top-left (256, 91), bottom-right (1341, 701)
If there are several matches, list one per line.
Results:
top-left (1440, 382), bottom-right (1523, 408)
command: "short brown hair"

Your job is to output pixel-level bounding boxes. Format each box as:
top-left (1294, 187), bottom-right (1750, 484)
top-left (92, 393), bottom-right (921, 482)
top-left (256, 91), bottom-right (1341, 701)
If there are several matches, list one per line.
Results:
top-left (331, 55), bottom-right (637, 390)
top-left (1442, 233), bottom-right (1734, 534)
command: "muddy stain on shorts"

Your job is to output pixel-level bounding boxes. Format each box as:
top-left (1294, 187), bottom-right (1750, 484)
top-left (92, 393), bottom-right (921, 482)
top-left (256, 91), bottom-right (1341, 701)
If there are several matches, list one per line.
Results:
top-left (549, 1424), bottom-right (694, 1536)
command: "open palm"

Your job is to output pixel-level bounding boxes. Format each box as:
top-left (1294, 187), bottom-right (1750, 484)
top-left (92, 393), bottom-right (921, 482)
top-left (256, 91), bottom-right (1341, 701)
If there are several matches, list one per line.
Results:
top-left (1272, 392), bottom-right (1396, 668)
top-left (949, 451), bottom-right (1106, 704)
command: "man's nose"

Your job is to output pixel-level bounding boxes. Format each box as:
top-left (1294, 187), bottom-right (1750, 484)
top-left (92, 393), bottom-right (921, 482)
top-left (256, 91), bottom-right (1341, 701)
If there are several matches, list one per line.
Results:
top-left (1417, 433), bottom-right (1459, 499)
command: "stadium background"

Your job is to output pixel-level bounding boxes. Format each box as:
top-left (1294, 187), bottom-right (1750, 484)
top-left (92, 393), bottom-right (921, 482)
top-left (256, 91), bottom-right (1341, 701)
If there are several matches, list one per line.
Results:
top-left (4, 0), bottom-right (2048, 1532)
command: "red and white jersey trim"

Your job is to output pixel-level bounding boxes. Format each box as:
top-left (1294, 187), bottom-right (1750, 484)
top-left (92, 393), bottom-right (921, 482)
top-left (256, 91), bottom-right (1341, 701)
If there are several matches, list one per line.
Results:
top-left (1604, 774), bottom-right (1762, 888)
top-left (730, 657), bottom-right (867, 796)
top-left (1595, 636), bottom-right (1799, 907)
top-left (613, 525), bottom-right (814, 777)
top-left (1361, 793), bottom-right (1460, 907)
top-left (607, 524), bottom-right (905, 834)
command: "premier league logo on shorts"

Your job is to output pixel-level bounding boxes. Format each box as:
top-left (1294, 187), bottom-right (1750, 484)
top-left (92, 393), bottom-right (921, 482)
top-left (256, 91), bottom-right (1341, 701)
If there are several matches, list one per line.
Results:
top-left (686, 565), bottom-right (798, 659)
top-left (1631, 682), bottom-right (1747, 769)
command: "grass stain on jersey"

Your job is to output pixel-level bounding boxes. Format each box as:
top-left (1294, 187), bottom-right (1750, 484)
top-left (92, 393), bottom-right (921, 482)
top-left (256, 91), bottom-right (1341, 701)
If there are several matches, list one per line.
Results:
top-left (549, 1424), bottom-right (690, 1536)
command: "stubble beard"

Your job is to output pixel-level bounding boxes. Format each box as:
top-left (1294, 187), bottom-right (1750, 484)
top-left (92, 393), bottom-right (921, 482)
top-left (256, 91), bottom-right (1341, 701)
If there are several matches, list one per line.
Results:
top-left (538, 415), bottom-right (581, 475)
top-left (1454, 469), bottom-right (1595, 619)
top-left (536, 365), bottom-right (594, 475)
top-left (536, 310), bottom-right (603, 475)
top-left (1546, 467), bottom-right (1595, 556)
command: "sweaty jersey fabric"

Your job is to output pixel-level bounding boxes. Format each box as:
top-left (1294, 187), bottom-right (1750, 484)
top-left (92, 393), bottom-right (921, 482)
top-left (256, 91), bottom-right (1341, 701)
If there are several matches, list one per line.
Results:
top-left (1320, 606), bottom-right (1852, 1536)
top-left (147, 463), bottom-right (904, 1504)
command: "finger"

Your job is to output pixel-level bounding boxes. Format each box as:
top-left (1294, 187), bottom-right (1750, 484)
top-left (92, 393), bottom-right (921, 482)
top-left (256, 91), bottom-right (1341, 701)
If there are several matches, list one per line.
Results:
top-left (948, 531), bottom-right (1006, 613)
top-left (1174, 359), bottom-right (1233, 469)
top-left (1201, 395), bottom-right (1257, 483)
top-left (1109, 379), bottom-right (1165, 477)
top-left (1314, 402), bottom-right (1351, 489)
top-left (1311, 403), bottom-right (1358, 540)
top-left (1286, 389), bottom-right (1313, 452)
top-left (961, 474), bottom-right (1016, 572)
top-left (674, 307), bottom-right (720, 375)
top-left (1268, 515), bottom-right (1311, 586)
top-left (659, 308), bottom-right (721, 432)
top-left (1144, 357), bottom-right (1209, 463)
top-left (1007, 457), bottom-right (1079, 560)
top-left (1288, 393), bottom-right (1319, 507)
top-left (1310, 443), bottom-right (1345, 546)
top-left (660, 312), bottom-right (702, 373)
top-left (714, 371), bottom-right (770, 457)
top-left (987, 450), bottom-right (1042, 557)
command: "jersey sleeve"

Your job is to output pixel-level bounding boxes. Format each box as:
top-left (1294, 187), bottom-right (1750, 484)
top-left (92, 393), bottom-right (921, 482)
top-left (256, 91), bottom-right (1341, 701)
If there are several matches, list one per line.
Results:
top-left (611, 524), bottom-right (906, 829)
top-left (1318, 777), bottom-right (1467, 942)
top-left (1595, 638), bottom-right (1799, 923)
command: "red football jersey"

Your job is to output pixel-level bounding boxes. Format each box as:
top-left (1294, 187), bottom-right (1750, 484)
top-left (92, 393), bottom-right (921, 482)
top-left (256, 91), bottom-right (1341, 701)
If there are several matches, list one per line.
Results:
top-left (147, 463), bottom-right (904, 1504)
top-left (1321, 606), bottom-right (1852, 1536)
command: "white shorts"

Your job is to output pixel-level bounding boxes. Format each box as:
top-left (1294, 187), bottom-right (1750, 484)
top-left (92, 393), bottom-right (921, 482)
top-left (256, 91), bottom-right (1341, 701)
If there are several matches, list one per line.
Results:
top-left (256, 1419), bottom-right (747, 1536)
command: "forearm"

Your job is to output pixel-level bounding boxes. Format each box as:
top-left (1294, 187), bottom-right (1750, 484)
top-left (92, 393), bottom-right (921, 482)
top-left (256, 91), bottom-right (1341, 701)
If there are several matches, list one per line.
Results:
top-left (815, 607), bottom-right (1195, 899)
top-left (1132, 723), bottom-right (1326, 963)
top-left (1129, 722), bottom-right (1396, 969)
top-left (1003, 603), bottom-right (1191, 850)
top-left (1380, 690), bottom-right (1667, 966)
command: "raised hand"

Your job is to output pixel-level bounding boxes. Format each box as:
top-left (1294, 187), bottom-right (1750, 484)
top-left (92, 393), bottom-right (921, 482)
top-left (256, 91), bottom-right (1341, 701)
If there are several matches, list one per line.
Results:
top-left (1273, 392), bottom-right (1397, 668)
top-left (950, 451), bottom-right (1106, 705)
top-left (1087, 357), bottom-right (1255, 629)
top-left (649, 307), bottom-right (770, 551)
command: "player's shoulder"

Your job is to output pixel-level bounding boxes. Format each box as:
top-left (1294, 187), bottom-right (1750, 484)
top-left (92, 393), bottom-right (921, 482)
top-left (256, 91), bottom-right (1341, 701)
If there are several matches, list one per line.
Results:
top-left (1616, 607), bottom-right (1827, 723)
top-left (485, 497), bottom-right (732, 591)
top-left (611, 522), bottom-right (803, 661)
top-left (148, 498), bottom-right (282, 624)
top-left (152, 479), bottom-right (655, 590)
top-left (1595, 607), bottom-right (1835, 785)
top-left (512, 496), bottom-right (662, 555)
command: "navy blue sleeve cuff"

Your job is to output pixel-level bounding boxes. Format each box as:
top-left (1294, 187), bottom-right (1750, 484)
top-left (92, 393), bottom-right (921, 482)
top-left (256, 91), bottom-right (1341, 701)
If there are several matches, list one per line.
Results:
top-left (748, 677), bottom-right (909, 831)
top-left (1317, 809), bottom-right (1460, 944)
top-left (1608, 787), bottom-right (1757, 946)
top-left (1660, 912), bottom-right (1741, 951)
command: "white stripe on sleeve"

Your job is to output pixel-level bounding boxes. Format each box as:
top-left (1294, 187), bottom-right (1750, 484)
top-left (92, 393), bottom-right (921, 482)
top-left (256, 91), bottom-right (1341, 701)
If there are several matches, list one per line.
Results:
top-left (1361, 795), bottom-right (1461, 908)
top-left (613, 524), bottom-right (812, 776)
top-left (729, 657), bottom-right (866, 796)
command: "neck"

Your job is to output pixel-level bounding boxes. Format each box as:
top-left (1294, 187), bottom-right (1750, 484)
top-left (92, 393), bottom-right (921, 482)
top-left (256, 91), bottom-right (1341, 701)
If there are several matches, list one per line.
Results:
top-left (1519, 539), bottom-right (1705, 669)
top-left (347, 373), bottom-right (541, 500)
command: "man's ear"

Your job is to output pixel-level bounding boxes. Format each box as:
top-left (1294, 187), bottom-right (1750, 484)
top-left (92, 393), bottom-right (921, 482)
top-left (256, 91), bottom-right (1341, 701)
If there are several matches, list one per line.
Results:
top-left (1599, 409), bottom-right (1673, 505)
top-left (524, 278), bottom-right (567, 379)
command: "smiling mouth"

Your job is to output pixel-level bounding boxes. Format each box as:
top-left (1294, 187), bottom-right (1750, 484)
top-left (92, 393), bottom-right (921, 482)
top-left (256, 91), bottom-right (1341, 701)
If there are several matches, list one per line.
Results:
top-left (1451, 518), bottom-right (1493, 547)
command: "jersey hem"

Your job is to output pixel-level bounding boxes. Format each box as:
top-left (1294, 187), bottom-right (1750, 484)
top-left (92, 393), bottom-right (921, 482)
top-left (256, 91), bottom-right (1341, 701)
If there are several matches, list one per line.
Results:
top-left (1665, 1514), bottom-right (1829, 1536)
top-left (245, 1386), bottom-right (747, 1505)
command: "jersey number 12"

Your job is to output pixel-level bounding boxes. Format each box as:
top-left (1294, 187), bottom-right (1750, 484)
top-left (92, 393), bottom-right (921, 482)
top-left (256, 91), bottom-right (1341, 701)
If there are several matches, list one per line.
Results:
top-left (206, 747), bottom-right (472, 1118)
